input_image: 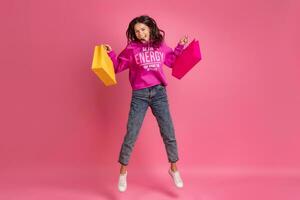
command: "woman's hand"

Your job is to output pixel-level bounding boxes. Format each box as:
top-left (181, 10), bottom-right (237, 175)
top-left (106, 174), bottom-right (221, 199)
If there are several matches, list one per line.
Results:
top-left (179, 35), bottom-right (189, 45)
top-left (103, 44), bottom-right (112, 53)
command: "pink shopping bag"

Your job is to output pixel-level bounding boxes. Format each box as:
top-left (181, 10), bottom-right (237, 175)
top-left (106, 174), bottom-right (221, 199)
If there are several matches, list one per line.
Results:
top-left (172, 39), bottom-right (202, 79)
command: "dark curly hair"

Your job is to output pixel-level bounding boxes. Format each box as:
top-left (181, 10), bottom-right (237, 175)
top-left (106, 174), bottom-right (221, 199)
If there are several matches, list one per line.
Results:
top-left (126, 15), bottom-right (165, 47)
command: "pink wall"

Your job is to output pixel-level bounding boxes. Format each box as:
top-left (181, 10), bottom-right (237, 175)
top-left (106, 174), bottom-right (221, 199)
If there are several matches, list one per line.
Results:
top-left (1, 0), bottom-right (299, 176)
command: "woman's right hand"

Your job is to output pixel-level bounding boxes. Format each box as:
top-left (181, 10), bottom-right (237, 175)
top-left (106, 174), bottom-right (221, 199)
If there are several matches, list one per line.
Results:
top-left (103, 44), bottom-right (112, 53)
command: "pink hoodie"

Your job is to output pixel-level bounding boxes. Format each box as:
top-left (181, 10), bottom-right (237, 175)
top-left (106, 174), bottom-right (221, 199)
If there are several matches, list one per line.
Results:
top-left (108, 41), bottom-right (185, 90)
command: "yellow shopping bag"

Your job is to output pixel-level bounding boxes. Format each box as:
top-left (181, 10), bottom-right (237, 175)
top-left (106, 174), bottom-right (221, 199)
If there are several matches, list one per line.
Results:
top-left (91, 45), bottom-right (117, 86)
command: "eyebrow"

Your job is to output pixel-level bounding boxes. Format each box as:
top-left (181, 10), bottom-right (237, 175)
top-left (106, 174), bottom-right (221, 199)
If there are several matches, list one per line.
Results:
top-left (135, 27), bottom-right (145, 31)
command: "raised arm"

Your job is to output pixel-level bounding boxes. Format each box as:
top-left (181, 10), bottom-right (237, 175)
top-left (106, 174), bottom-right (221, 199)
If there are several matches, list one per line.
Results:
top-left (163, 43), bottom-right (185, 68)
top-left (107, 45), bottom-right (132, 74)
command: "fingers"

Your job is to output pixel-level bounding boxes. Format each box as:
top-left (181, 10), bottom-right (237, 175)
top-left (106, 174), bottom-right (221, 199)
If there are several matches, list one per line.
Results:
top-left (103, 44), bottom-right (112, 52)
top-left (180, 35), bottom-right (189, 45)
top-left (184, 35), bottom-right (189, 42)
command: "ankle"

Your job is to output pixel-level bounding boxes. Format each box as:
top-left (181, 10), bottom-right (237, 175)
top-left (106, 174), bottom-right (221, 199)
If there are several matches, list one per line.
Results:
top-left (120, 165), bottom-right (127, 175)
top-left (171, 169), bottom-right (177, 172)
top-left (170, 164), bottom-right (177, 171)
top-left (120, 169), bottom-right (127, 175)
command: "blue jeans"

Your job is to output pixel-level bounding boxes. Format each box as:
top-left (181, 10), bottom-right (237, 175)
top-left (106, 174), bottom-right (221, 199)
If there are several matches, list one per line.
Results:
top-left (118, 84), bottom-right (179, 166)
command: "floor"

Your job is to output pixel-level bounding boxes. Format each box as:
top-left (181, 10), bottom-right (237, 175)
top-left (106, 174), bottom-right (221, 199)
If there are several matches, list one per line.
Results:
top-left (1, 166), bottom-right (299, 200)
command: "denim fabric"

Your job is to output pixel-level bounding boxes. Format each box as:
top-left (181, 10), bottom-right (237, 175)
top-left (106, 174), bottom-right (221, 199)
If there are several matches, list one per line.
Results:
top-left (118, 84), bottom-right (179, 166)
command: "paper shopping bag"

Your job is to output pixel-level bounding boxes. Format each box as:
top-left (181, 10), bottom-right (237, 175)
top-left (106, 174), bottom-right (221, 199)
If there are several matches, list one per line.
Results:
top-left (172, 39), bottom-right (202, 79)
top-left (91, 45), bottom-right (117, 86)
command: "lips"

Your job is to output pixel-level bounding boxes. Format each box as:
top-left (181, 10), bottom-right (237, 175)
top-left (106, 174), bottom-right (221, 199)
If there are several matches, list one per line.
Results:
top-left (140, 36), bottom-right (147, 40)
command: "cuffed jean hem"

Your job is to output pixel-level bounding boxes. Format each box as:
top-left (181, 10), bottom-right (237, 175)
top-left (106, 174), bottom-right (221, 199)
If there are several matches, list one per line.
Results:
top-left (119, 159), bottom-right (178, 166)
top-left (118, 160), bottom-right (128, 166)
top-left (169, 158), bottom-right (179, 163)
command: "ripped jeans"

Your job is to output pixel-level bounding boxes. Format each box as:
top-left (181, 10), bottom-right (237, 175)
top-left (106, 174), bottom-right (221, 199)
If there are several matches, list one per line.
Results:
top-left (118, 84), bottom-right (179, 166)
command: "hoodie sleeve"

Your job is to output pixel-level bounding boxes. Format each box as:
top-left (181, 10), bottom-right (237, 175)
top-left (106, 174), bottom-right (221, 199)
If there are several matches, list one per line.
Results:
top-left (108, 45), bottom-right (132, 74)
top-left (163, 43), bottom-right (185, 68)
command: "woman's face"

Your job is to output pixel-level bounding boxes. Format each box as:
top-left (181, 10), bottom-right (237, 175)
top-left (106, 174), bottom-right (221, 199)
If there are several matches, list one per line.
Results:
top-left (134, 23), bottom-right (150, 43)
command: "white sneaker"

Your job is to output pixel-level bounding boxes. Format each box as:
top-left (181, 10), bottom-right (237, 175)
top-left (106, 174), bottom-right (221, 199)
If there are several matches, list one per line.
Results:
top-left (118, 171), bottom-right (127, 192)
top-left (168, 168), bottom-right (184, 188)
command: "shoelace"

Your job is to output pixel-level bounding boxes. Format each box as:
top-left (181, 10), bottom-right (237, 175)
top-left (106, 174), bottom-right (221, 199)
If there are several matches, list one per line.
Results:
top-left (173, 171), bottom-right (183, 183)
top-left (119, 175), bottom-right (127, 186)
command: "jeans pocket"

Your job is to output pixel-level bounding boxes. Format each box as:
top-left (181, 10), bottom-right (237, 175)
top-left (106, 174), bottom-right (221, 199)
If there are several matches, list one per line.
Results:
top-left (132, 88), bottom-right (147, 97)
top-left (156, 84), bottom-right (164, 90)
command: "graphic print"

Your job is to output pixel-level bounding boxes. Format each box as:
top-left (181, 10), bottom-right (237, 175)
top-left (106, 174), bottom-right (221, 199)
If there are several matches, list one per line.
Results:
top-left (134, 47), bottom-right (164, 71)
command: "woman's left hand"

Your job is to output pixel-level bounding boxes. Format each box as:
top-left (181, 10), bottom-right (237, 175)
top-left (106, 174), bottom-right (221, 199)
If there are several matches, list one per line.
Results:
top-left (179, 35), bottom-right (189, 45)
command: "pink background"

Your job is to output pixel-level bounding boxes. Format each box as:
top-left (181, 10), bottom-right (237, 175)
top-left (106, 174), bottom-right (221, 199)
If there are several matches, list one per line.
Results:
top-left (1, 0), bottom-right (299, 199)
